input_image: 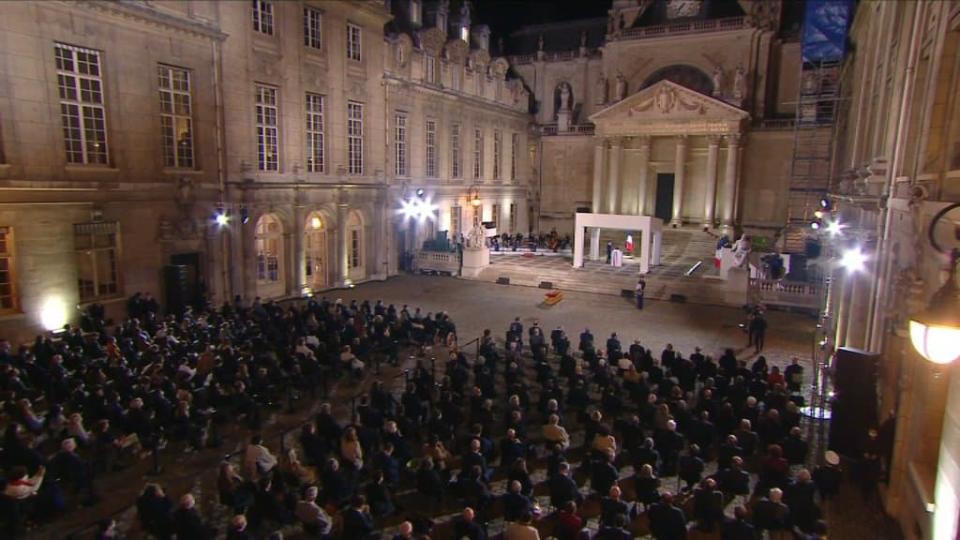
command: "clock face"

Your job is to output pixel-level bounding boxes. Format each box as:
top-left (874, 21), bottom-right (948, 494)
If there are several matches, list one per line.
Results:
top-left (667, 0), bottom-right (703, 19)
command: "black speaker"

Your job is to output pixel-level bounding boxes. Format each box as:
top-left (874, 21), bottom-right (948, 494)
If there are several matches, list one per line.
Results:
top-left (163, 265), bottom-right (191, 316)
top-left (539, 281), bottom-right (553, 289)
top-left (576, 206), bottom-right (591, 213)
top-left (496, 277), bottom-right (510, 285)
top-left (828, 347), bottom-right (879, 458)
top-left (621, 289), bottom-right (634, 298)
top-left (669, 294), bottom-right (687, 303)
top-left (805, 239), bottom-right (822, 259)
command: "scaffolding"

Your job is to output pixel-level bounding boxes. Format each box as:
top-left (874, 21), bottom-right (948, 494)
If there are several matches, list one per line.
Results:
top-left (783, 59), bottom-right (844, 254)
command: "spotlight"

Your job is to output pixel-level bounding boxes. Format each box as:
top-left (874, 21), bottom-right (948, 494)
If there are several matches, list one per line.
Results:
top-left (415, 188), bottom-right (425, 198)
top-left (826, 220), bottom-right (843, 236)
top-left (840, 246), bottom-right (866, 273)
top-left (240, 206), bottom-right (250, 224)
top-left (819, 197), bottom-right (831, 210)
top-left (810, 221), bottom-right (821, 230)
top-left (814, 210), bottom-right (824, 219)
top-left (214, 208), bottom-right (229, 226)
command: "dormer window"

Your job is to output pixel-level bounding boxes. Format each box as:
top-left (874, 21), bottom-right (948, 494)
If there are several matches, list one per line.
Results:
top-left (410, 0), bottom-right (421, 25)
top-left (460, 25), bottom-right (469, 43)
top-left (437, 13), bottom-right (446, 32)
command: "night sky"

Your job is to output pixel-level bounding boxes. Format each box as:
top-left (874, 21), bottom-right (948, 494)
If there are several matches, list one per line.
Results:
top-left (472, 0), bottom-right (612, 38)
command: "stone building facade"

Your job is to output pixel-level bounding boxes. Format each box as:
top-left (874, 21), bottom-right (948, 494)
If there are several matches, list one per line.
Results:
top-left (825, 2), bottom-right (960, 539)
top-left (510, 0), bottom-right (805, 234)
top-left (0, 0), bottom-right (533, 341)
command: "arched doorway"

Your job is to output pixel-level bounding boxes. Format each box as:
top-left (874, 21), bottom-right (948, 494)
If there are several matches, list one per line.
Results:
top-left (304, 211), bottom-right (328, 292)
top-left (255, 214), bottom-right (285, 298)
top-left (346, 210), bottom-right (365, 280)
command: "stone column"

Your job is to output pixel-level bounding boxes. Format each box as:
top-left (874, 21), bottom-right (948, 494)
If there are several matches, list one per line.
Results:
top-left (607, 137), bottom-right (622, 214)
top-left (722, 133), bottom-right (741, 229)
top-left (336, 202), bottom-right (349, 286)
top-left (591, 139), bottom-right (607, 213)
top-left (589, 227), bottom-right (601, 260)
top-left (293, 204), bottom-right (306, 294)
top-left (635, 136), bottom-right (651, 215)
top-left (703, 135), bottom-right (721, 228)
top-left (671, 135), bottom-right (687, 227)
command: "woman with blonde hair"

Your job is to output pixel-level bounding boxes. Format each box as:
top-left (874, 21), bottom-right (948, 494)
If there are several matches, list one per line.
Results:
top-left (340, 426), bottom-right (364, 470)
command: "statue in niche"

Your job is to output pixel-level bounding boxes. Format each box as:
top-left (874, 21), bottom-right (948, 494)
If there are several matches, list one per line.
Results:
top-left (733, 64), bottom-right (746, 101)
top-left (537, 34), bottom-right (544, 52)
top-left (595, 75), bottom-right (607, 105)
top-left (711, 66), bottom-right (724, 97)
top-left (176, 176), bottom-right (194, 206)
top-left (580, 31), bottom-right (587, 48)
top-left (559, 83), bottom-right (572, 111)
top-left (615, 72), bottom-right (627, 101)
top-left (466, 222), bottom-right (486, 249)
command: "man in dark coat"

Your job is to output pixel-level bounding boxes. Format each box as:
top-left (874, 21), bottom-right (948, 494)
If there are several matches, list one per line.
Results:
top-left (648, 492), bottom-right (688, 540)
top-left (341, 495), bottom-right (377, 540)
top-left (172, 494), bottom-right (215, 539)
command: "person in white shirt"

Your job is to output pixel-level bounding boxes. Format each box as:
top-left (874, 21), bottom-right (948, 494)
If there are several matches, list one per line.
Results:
top-left (2, 466), bottom-right (44, 499)
top-left (243, 434), bottom-right (278, 478)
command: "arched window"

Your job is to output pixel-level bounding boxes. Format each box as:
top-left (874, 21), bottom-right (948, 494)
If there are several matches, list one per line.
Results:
top-left (641, 64), bottom-right (714, 95)
top-left (304, 212), bottom-right (327, 291)
top-left (255, 214), bottom-right (283, 284)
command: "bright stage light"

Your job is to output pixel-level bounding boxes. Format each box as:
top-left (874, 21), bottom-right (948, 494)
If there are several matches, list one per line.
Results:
top-left (399, 197), bottom-right (438, 222)
top-left (40, 296), bottom-right (68, 331)
top-left (826, 220), bottom-right (843, 236)
top-left (840, 246), bottom-right (866, 273)
top-left (215, 212), bottom-right (229, 226)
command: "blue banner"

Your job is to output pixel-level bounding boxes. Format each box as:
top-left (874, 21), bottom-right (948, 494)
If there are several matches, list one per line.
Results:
top-left (802, 0), bottom-right (854, 62)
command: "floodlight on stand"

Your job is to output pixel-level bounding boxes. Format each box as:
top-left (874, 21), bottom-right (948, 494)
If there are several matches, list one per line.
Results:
top-left (819, 197), bottom-right (832, 211)
top-left (415, 188), bottom-right (425, 198)
top-left (909, 202), bottom-right (960, 365)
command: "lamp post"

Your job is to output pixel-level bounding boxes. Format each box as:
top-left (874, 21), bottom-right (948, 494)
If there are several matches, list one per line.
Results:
top-left (909, 202), bottom-right (960, 364)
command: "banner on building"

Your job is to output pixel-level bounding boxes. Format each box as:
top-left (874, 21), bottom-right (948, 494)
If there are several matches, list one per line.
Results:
top-left (802, 0), bottom-right (854, 63)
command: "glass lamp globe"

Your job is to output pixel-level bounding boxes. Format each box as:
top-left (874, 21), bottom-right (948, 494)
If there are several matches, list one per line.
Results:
top-left (909, 277), bottom-right (960, 364)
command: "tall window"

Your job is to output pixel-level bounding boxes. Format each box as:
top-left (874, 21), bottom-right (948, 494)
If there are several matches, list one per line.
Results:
top-left (255, 215), bottom-right (282, 283)
top-left (450, 206), bottom-right (462, 240)
top-left (511, 133), bottom-right (519, 181)
top-left (394, 113), bottom-right (408, 177)
top-left (451, 123), bottom-right (462, 178)
top-left (491, 203), bottom-right (501, 231)
top-left (305, 93), bottom-right (325, 173)
top-left (252, 0), bottom-right (274, 35)
top-left (56, 43), bottom-right (108, 165)
top-left (473, 128), bottom-right (483, 180)
top-left (158, 65), bottom-right (194, 169)
top-left (347, 101), bottom-right (364, 175)
top-left (493, 130), bottom-right (502, 180)
top-left (509, 203), bottom-right (517, 233)
top-left (424, 55), bottom-right (437, 84)
top-left (0, 227), bottom-right (16, 313)
top-left (303, 6), bottom-right (322, 49)
top-left (425, 119), bottom-right (437, 178)
top-left (410, 0), bottom-right (422, 24)
top-left (347, 23), bottom-right (362, 61)
top-left (75, 222), bottom-right (119, 302)
top-left (255, 85), bottom-right (279, 171)
top-left (350, 230), bottom-right (361, 269)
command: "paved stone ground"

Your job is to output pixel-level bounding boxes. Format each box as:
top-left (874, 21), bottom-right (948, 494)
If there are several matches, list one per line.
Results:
top-left (35, 275), bottom-right (899, 539)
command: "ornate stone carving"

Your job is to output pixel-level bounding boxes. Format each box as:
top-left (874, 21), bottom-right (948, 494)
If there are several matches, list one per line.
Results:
top-left (558, 82), bottom-right (572, 111)
top-left (466, 222), bottom-right (486, 249)
top-left (711, 66), bottom-right (724, 97)
top-left (630, 84), bottom-right (707, 115)
top-left (741, 0), bottom-right (781, 31)
top-left (732, 64), bottom-right (746, 101)
top-left (443, 38), bottom-right (468, 64)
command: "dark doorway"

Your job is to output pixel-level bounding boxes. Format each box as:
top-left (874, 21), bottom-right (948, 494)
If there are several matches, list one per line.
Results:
top-left (655, 173), bottom-right (675, 222)
top-left (169, 252), bottom-right (201, 310)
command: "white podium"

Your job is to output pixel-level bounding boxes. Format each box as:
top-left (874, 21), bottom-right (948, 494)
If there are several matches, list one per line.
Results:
top-left (461, 247), bottom-right (490, 278)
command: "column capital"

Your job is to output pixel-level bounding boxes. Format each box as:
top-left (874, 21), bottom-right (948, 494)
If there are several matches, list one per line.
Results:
top-left (725, 133), bottom-right (742, 146)
top-left (707, 134), bottom-right (722, 146)
top-left (675, 134), bottom-right (688, 145)
top-left (609, 136), bottom-right (624, 147)
top-left (637, 135), bottom-right (652, 148)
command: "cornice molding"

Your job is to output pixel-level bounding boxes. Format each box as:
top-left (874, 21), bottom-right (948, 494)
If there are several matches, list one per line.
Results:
top-left (72, 1), bottom-right (227, 41)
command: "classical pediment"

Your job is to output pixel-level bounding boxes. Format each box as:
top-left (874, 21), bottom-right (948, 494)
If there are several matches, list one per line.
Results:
top-left (589, 80), bottom-right (749, 136)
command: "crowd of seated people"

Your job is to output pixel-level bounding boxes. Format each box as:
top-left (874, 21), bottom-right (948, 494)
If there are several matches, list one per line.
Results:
top-left (2, 287), bottom-right (843, 539)
top-left (0, 292), bottom-right (455, 535)
top-left (490, 231), bottom-right (572, 253)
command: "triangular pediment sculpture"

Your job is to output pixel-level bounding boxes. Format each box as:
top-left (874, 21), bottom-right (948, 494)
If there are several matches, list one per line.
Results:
top-left (589, 80), bottom-right (749, 137)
